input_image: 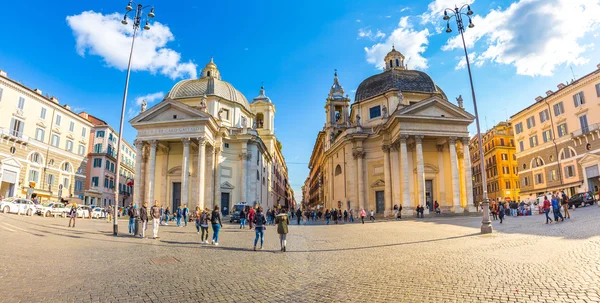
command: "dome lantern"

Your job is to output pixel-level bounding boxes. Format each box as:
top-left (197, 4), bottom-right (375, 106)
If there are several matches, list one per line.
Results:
top-left (384, 45), bottom-right (406, 71)
top-left (201, 57), bottom-right (221, 80)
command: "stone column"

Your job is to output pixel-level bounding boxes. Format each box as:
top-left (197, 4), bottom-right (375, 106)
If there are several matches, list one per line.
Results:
top-left (415, 135), bottom-right (426, 211)
top-left (207, 145), bottom-right (215, 209)
top-left (382, 144), bottom-right (392, 216)
top-left (390, 143), bottom-right (400, 211)
top-left (239, 148), bottom-right (247, 203)
top-left (449, 137), bottom-right (463, 213)
top-left (181, 138), bottom-right (190, 208)
top-left (354, 149), bottom-right (366, 211)
top-left (400, 135), bottom-right (412, 215)
top-left (197, 138), bottom-right (206, 210)
top-left (146, 140), bottom-right (158, 207)
top-left (462, 137), bottom-right (476, 212)
top-left (213, 142), bottom-right (222, 210)
top-left (436, 145), bottom-right (446, 207)
top-left (133, 140), bottom-right (144, 207)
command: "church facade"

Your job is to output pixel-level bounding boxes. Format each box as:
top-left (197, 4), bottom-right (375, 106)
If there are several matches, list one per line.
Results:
top-left (130, 59), bottom-right (291, 213)
top-left (306, 48), bottom-right (477, 215)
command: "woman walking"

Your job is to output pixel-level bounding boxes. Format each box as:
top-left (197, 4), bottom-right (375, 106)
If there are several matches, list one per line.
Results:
top-left (543, 196), bottom-right (553, 224)
top-left (498, 202), bottom-right (505, 224)
top-left (276, 212), bottom-right (290, 252)
top-left (253, 206), bottom-right (267, 251)
top-left (239, 207), bottom-right (247, 229)
top-left (360, 208), bottom-right (366, 224)
top-left (68, 203), bottom-right (77, 228)
top-left (176, 206), bottom-right (183, 227)
top-left (199, 208), bottom-right (210, 244)
top-left (551, 195), bottom-right (564, 223)
top-left (195, 206), bottom-right (202, 234)
top-left (163, 207), bottom-right (170, 226)
top-left (325, 209), bottom-right (331, 225)
top-left (210, 205), bottom-right (222, 246)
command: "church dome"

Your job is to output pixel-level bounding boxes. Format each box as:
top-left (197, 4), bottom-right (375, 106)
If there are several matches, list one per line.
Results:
top-left (166, 58), bottom-right (251, 111)
top-left (354, 47), bottom-right (446, 102)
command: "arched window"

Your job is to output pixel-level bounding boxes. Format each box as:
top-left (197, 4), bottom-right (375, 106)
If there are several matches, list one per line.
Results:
top-left (256, 113), bottom-right (264, 128)
top-left (531, 157), bottom-right (544, 168)
top-left (389, 60), bottom-right (393, 68)
top-left (29, 152), bottom-right (42, 165)
top-left (62, 162), bottom-right (72, 173)
top-left (560, 147), bottom-right (576, 160)
top-left (334, 164), bottom-right (342, 176)
top-left (395, 58), bottom-right (399, 67)
top-left (207, 71), bottom-right (211, 77)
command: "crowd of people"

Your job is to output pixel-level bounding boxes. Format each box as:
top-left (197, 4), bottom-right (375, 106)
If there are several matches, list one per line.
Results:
top-left (489, 191), bottom-right (574, 224)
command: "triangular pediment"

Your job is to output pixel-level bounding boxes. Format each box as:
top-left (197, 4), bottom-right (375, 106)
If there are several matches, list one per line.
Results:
top-left (371, 179), bottom-right (385, 187)
top-left (579, 153), bottom-right (600, 165)
top-left (221, 181), bottom-right (235, 189)
top-left (1, 157), bottom-right (23, 168)
top-left (130, 99), bottom-right (211, 125)
top-left (398, 97), bottom-right (475, 120)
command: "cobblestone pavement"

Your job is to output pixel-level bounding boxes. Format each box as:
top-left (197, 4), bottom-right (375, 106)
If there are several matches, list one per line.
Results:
top-left (1, 206), bottom-right (600, 303)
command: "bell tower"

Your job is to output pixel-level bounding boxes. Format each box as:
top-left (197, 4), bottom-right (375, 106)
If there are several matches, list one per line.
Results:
top-left (325, 70), bottom-right (350, 145)
top-left (384, 46), bottom-right (406, 70)
top-left (200, 57), bottom-right (221, 79)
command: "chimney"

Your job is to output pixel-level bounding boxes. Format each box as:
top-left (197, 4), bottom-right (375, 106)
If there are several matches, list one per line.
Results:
top-left (34, 88), bottom-right (43, 95)
top-left (545, 90), bottom-right (553, 96)
top-left (50, 96), bottom-right (59, 104)
top-left (535, 96), bottom-right (543, 102)
top-left (64, 104), bottom-right (71, 111)
top-left (597, 63), bottom-right (600, 69)
top-left (0, 70), bottom-right (7, 77)
top-left (79, 112), bottom-right (89, 120)
top-left (557, 83), bottom-right (566, 89)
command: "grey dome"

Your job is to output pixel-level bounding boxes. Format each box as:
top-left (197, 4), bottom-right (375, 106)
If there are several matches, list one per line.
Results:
top-left (166, 77), bottom-right (250, 111)
top-left (354, 69), bottom-right (445, 102)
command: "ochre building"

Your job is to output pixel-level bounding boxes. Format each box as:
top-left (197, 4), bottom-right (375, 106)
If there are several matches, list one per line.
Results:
top-left (306, 48), bottom-right (476, 215)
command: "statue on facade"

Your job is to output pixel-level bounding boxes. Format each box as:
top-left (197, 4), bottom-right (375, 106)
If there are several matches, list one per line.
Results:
top-left (356, 115), bottom-right (361, 126)
top-left (217, 108), bottom-right (224, 120)
top-left (241, 116), bottom-right (247, 128)
top-left (252, 120), bottom-right (257, 130)
top-left (199, 94), bottom-right (207, 112)
top-left (382, 106), bottom-right (388, 118)
top-left (141, 99), bottom-right (147, 112)
top-left (397, 90), bottom-right (404, 108)
top-left (456, 95), bottom-right (464, 109)
top-left (335, 112), bottom-right (341, 122)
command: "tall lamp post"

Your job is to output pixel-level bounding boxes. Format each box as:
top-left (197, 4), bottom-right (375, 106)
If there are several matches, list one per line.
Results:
top-left (113, 1), bottom-right (155, 236)
top-left (443, 4), bottom-right (492, 234)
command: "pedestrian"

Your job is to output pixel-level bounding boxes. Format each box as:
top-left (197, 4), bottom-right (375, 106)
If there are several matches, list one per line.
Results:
top-left (128, 202), bottom-right (138, 235)
top-left (266, 208), bottom-right (273, 225)
top-left (325, 209), bottom-right (331, 225)
top-left (498, 202), bottom-right (505, 224)
top-left (343, 209), bottom-right (348, 222)
top-left (398, 205), bottom-right (403, 219)
top-left (176, 205), bottom-right (183, 227)
top-left (491, 202), bottom-right (498, 220)
top-left (248, 206), bottom-right (256, 230)
top-left (551, 195), bottom-right (564, 223)
top-left (296, 208), bottom-right (302, 225)
top-left (239, 207), bottom-right (247, 229)
top-left (68, 203), bottom-right (77, 228)
top-left (183, 204), bottom-right (190, 227)
top-left (542, 196), bottom-right (552, 224)
top-left (253, 206), bottom-right (267, 251)
top-left (561, 191), bottom-right (570, 219)
top-left (139, 202), bottom-right (148, 238)
top-left (276, 212), bottom-right (290, 252)
top-left (151, 202), bottom-right (161, 239)
top-left (393, 204), bottom-right (399, 218)
top-left (194, 206), bottom-right (202, 234)
top-left (369, 209), bottom-right (375, 222)
top-left (416, 205), bottom-right (424, 218)
top-left (434, 201), bottom-right (440, 214)
top-left (89, 205), bottom-right (93, 219)
top-left (349, 209), bottom-right (354, 223)
top-left (360, 208), bottom-right (366, 224)
top-left (210, 205), bottom-right (222, 246)
top-left (199, 208), bottom-right (210, 244)
top-left (106, 205), bottom-right (112, 223)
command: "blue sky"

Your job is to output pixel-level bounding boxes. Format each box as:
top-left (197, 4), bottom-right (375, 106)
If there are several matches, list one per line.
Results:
top-left (1, 0), bottom-right (599, 202)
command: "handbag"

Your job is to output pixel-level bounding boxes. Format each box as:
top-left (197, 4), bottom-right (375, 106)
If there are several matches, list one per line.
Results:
top-left (263, 226), bottom-right (267, 231)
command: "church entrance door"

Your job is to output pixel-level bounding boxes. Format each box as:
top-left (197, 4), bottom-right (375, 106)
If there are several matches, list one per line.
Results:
top-left (221, 193), bottom-right (230, 216)
top-left (375, 191), bottom-right (384, 214)
top-left (425, 180), bottom-right (434, 211)
top-left (172, 182), bottom-right (181, 210)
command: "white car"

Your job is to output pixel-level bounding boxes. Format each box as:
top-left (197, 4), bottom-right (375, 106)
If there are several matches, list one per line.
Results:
top-left (91, 207), bottom-right (105, 219)
top-left (77, 205), bottom-right (91, 218)
top-left (38, 202), bottom-right (70, 217)
top-left (0, 198), bottom-right (37, 216)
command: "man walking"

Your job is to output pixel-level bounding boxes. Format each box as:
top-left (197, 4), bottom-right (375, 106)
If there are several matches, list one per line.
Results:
top-left (183, 204), bottom-right (189, 227)
top-left (150, 202), bottom-right (161, 239)
top-left (139, 202), bottom-right (148, 238)
top-left (296, 208), bottom-right (302, 225)
top-left (128, 202), bottom-right (138, 235)
top-left (561, 191), bottom-right (571, 219)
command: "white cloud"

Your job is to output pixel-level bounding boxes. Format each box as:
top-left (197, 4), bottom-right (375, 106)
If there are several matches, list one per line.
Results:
top-left (364, 17), bottom-right (430, 70)
top-left (66, 11), bottom-right (197, 79)
top-left (356, 19), bottom-right (361, 23)
top-left (420, 0), bottom-right (475, 25)
top-left (128, 91), bottom-right (164, 118)
top-left (358, 28), bottom-right (373, 39)
top-left (455, 52), bottom-right (477, 70)
top-left (375, 30), bottom-right (386, 39)
top-left (441, 0), bottom-right (600, 76)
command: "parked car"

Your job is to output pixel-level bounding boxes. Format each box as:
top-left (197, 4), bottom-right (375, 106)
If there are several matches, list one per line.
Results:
top-left (0, 198), bottom-right (37, 216)
top-left (37, 202), bottom-right (69, 217)
top-left (230, 202), bottom-right (249, 223)
top-left (568, 191), bottom-right (596, 208)
top-left (77, 205), bottom-right (91, 218)
top-left (91, 207), bottom-right (105, 219)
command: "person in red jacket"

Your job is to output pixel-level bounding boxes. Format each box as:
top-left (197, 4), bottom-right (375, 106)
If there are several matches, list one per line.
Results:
top-left (248, 207), bottom-right (256, 230)
top-left (543, 197), bottom-right (552, 224)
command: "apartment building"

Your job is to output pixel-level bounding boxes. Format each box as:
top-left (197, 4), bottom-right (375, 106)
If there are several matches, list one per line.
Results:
top-left (0, 70), bottom-right (92, 203)
top-left (469, 122), bottom-right (520, 204)
top-left (510, 64), bottom-right (600, 200)
top-left (79, 112), bottom-right (135, 207)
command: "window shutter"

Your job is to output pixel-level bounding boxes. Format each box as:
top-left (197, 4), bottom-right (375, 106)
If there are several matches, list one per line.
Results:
top-left (0, 87), bottom-right (3, 101)
top-left (573, 94), bottom-right (578, 107)
top-left (10, 118), bottom-right (15, 133)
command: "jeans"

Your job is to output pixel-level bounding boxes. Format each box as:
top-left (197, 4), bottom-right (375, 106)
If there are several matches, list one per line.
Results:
top-left (195, 222), bottom-right (200, 233)
top-left (240, 218), bottom-right (246, 228)
top-left (129, 218), bottom-right (135, 234)
top-left (141, 220), bottom-right (147, 238)
top-left (254, 228), bottom-right (264, 247)
top-left (326, 218), bottom-right (330, 224)
top-left (153, 219), bottom-right (160, 238)
top-left (350, 215), bottom-right (354, 223)
top-left (211, 224), bottom-right (221, 243)
top-left (184, 215), bottom-right (188, 227)
top-left (279, 233), bottom-right (287, 249)
top-left (511, 209), bottom-right (517, 216)
top-left (554, 209), bottom-right (564, 221)
top-left (544, 209), bottom-right (552, 223)
top-left (201, 226), bottom-right (209, 242)
top-left (177, 217), bottom-right (181, 227)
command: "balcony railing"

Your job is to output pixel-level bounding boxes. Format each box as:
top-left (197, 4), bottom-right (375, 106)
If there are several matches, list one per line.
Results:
top-left (0, 127), bottom-right (29, 143)
top-left (571, 123), bottom-right (600, 138)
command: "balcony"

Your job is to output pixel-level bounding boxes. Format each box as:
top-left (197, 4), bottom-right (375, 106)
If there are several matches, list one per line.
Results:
top-left (0, 127), bottom-right (29, 144)
top-left (571, 123), bottom-right (600, 138)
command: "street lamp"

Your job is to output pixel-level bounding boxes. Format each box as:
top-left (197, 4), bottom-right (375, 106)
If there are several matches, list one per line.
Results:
top-left (113, 1), bottom-right (155, 236)
top-left (443, 4), bottom-right (492, 234)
